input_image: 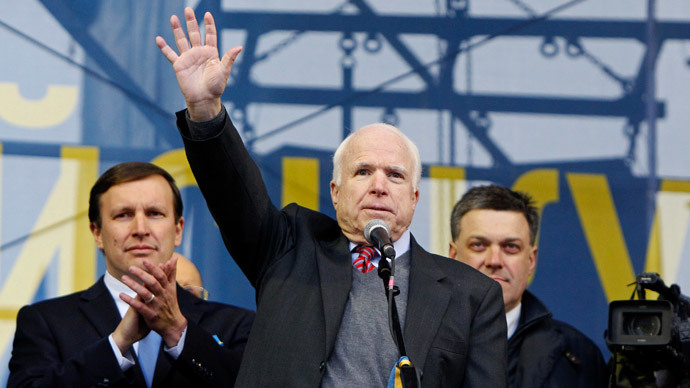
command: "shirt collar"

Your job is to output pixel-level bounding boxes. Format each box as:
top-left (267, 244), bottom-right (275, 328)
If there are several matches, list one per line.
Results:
top-left (104, 271), bottom-right (136, 319)
top-left (349, 229), bottom-right (411, 267)
top-left (506, 302), bottom-right (522, 339)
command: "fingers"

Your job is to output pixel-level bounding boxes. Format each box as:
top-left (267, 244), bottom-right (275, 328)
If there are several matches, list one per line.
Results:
top-left (143, 259), bottom-right (169, 284)
top-left (119, 291), bottom-right (149, 312)
top-left (220, 46), bottom-right (243, 79)
top-left (118, 260), bottom-right (186, 347)
top-left (160, 8), bottom-right (215, 61)
top-left (120, 275), bottom-right (156, 308)
top-left (112, 305), bottom-right (149, 352)
top-left (156, 36), bottom-right (179, 64)
top-left (166, 255), bottom-right (179, 283)
top-left (204, 12), bottom-right (217, 48)
top-left (184, 6), bottom-right (202, 48)
top-left (121, 261), bottom-right (167, 302)
top-left (170, 14), bottom-right (189, 54)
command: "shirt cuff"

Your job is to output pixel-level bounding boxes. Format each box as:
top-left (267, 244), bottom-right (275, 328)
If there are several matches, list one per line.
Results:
top-left (185, 107), bottom-right (227, 140)
top-left (108, 334), bottom-right (136, 371)
top-left (163, 325), bottom-right (188, 360)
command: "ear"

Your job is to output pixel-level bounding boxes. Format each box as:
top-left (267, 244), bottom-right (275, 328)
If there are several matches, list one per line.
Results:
top-left (528, 246), bottom-right (538, 275)
top-left (448, 241), bottom-right (458, 259)
top-left (174, 217), bottom-right (185, 247)
top-left (90, 222), bottom-right (104, 250)
top-left (330, 181), bottom-right (339, 208)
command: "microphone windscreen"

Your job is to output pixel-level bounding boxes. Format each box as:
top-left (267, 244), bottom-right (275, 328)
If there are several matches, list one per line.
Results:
top-left (364, 219), bottom-right (390, 245)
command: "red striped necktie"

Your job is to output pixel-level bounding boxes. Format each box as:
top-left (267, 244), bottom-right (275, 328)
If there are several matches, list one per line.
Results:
top-left (353, 245), bottom-right (377, 273)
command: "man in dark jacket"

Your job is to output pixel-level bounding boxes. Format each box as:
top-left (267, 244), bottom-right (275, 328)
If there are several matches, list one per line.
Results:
top-left (155, 7), bottom-right (507, 387)
top-left (449, 184), bottom-right (608, 387)
top-left (8, 162), bottom-right (254, 388)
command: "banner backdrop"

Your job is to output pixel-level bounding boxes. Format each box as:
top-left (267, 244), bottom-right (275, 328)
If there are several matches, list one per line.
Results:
top-left (2, 0), bottom-right (690, 384)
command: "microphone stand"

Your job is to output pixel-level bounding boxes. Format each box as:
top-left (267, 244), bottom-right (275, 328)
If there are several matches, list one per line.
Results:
top-left (378, 251), bottom-right (420, 388)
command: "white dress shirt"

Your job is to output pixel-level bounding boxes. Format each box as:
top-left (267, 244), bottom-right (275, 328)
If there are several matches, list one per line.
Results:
top-left (505, 302), bottom-right (522, 339)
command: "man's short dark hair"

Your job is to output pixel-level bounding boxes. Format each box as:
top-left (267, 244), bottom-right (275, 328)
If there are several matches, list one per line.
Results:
top-left (88, 161), bottom-right (183, 228)
top-left (450, 185), bottom-right (539, 245)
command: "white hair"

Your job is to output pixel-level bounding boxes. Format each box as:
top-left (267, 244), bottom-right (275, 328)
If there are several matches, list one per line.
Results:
top-left (332, 123), bottom-right (422, 189)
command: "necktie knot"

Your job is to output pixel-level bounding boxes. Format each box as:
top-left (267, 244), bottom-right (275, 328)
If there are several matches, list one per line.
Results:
top-left (353, 245), bottom-right (377, 273)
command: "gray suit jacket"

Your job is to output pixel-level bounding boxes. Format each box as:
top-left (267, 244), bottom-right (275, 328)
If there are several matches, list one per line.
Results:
top-left (178, 109), bottom-right (507, 387)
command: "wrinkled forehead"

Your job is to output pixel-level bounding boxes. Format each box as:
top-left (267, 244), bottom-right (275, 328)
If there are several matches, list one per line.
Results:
top-left (344, 126), bottom-right (413, 164)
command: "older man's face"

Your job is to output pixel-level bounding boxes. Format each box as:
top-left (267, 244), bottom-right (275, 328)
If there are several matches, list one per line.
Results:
top-left (330, 125), bottom-right (419, 244)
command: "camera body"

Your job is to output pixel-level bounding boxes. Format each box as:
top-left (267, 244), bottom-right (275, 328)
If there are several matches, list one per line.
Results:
top-left (605, 273), bottom-right (690, 386)
top-left (607, 299), bottom-right (673, 346)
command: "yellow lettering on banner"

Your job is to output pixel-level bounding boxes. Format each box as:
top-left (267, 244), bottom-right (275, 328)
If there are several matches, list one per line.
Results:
top-left (567, 173), bottom-right (636, 302)
top-left (0, 147), bottom-right (98, 312)
top-left (0, 83), bottom-right (79, 128)
top-left (0, 147), bottom-right (97, 356)
top-left (645, 214), bottom-right (661, 276)
top-left (152, 149), bottom-right (197, 189)
top-left (512, 169), bottom-right (559, 283)
top-left (0, 143), bottom-right (3, 278)
top-left (512, 169), bottom-right (559, 220)
top-left (660, 180), bottom-right (690, 193)
top-left (651, 180), bottom-right (690, 283)
top-left (429, 166), bottom-right (465, 256)
top-left (62, 147), bottom-right (99, 292)
top-left (0, 143), bottom-right (7, 325)
top-left (282, 157), bottom-right (319, 210)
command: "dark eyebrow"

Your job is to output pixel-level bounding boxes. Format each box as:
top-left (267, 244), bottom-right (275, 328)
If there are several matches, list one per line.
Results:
top-left (145, 204), bottom-right (168, 213)
top-left (466, 235), bottom-right (524, 244)
top-left (111, 206), bottom-right (134, 214)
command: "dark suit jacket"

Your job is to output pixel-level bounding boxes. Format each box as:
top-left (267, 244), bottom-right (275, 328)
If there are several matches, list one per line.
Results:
top-left (507, 290), bottom-right (607, 388)
top-left (178, 109), bottom-right (507, 387)
top-left (8, 278), bottom-right (254, 388)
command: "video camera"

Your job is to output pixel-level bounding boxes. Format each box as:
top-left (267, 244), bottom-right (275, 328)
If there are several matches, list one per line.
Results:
top-left (606, 273), bottom-right (690, 387)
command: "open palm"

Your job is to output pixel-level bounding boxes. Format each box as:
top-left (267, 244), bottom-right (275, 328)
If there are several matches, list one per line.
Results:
top-left (156, 7), bottom-right (241, 121)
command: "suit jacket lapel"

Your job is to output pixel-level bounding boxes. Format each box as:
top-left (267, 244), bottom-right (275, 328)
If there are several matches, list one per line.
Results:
top-left (178, 287), bottom-right (203, 323)
top-left (80, 277), bottom-right (148, 386)
top-left (404, 237), bottom-right (450, 373)
top-left (79, 277), bottom-right (123, 338)
top-left (317, 233), bottom-right (352, 357)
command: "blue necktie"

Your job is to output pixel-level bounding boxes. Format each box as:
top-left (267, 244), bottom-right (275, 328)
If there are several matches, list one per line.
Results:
top-left (138, 331), bottom-right (161, 387)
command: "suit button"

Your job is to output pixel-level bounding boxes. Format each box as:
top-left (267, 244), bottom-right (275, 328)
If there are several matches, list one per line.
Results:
top-left (191, 358), bottom-right (214, 380)
top-left (564, 351), bottom-right (581, 366)
top-left (319, 361), bottom-right (325, 372)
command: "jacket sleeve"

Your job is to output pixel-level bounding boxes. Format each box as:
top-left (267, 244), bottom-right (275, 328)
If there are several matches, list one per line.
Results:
top-left (8, 305), bottom-right (130, 388)
top-left (177, 109), bottom-right (291, 287)
top-left (173, 307), bottom-right (255, 387)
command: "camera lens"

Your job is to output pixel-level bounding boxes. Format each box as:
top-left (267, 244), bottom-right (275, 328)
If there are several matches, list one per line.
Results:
top-left (624, 313), bottom-right (662, 336)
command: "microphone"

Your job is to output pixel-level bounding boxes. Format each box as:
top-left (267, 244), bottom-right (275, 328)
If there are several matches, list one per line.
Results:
top-left (364, 219), bottom-right (396, 260)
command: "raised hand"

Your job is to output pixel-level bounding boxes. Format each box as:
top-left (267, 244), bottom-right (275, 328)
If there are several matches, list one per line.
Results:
top-left (156, 7), bottom-right (242, 121)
